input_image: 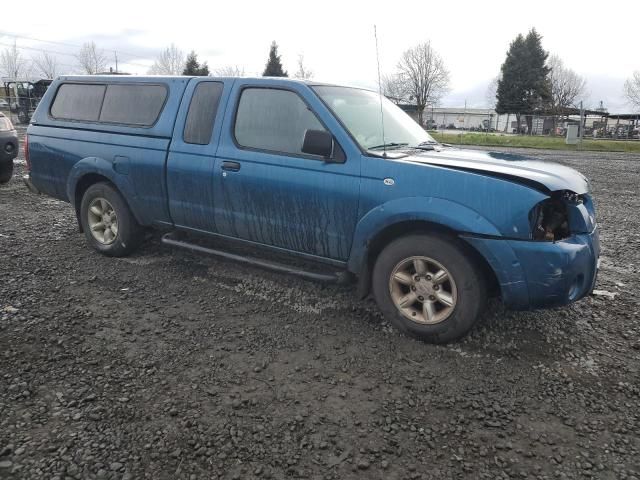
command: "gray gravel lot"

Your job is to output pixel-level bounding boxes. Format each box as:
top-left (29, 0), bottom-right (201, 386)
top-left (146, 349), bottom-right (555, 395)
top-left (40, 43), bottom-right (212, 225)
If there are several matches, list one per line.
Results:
top-left (1, 135), bottom-right (639, 479)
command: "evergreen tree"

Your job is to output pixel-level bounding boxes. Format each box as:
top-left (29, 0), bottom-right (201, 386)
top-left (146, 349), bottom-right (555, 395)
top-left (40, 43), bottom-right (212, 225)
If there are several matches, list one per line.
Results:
top-left (182, 51), bottom-right (210, 76)
top-left (262, 41), bottom-right (288, 77)
top-left (496, 29), bottom-right (551, 133)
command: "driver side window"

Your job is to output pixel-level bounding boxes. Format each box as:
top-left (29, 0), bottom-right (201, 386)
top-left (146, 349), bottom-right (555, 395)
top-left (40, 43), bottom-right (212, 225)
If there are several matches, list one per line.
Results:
top-left (234, 88), bottom-right (326, 157)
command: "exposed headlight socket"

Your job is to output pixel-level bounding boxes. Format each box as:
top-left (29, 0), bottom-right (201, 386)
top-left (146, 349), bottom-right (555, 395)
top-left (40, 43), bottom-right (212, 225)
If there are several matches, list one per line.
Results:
top-left (530, 191), bottom-right (579, 241)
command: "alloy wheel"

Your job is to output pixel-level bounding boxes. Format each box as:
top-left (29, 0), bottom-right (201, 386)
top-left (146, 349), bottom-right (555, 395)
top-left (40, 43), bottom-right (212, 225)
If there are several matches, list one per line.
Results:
top-left (389, 256), bottom-right (458, 324)
top-left (87, 197), bottom-right (119, 245)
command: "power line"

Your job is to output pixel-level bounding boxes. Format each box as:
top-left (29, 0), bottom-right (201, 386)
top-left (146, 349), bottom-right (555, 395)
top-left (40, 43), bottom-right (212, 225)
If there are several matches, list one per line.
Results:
top-left (0, 30), bottom-right (155, 62)
top-left (0, 41), bottom-right (151, 70)
top-left (0, 41), bottom-right (77, 59)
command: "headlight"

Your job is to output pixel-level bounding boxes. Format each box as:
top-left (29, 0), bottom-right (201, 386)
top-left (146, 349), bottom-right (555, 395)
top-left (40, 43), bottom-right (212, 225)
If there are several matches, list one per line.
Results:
top-left (529, 191), bottom-right (583, 241)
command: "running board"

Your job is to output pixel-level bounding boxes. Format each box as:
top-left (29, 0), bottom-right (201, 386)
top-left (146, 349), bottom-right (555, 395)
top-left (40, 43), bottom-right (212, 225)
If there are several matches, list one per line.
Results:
top-left (161, 233), bottom-right (350, 284)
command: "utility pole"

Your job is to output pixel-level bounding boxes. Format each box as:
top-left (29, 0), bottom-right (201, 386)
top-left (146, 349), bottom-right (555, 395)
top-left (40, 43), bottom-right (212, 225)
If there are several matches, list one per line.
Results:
top-left (114, 51), bottom-right (118, 73)
top-left (463, 99), bottom-right (467, 131)
top-left (579, 101), bottom-right (584, 144)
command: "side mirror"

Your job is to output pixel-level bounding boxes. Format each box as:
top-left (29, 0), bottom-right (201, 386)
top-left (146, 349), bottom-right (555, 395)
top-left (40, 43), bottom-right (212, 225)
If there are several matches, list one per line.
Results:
top-left (302, 129), bottom-right (333, 159)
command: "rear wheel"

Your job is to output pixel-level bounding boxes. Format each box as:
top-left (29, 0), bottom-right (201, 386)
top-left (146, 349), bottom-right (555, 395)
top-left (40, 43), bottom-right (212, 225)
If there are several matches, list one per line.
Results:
top-left (372, 234), bottom-right (486, 343)
top-left (80, 182), bottom-right (143, 256)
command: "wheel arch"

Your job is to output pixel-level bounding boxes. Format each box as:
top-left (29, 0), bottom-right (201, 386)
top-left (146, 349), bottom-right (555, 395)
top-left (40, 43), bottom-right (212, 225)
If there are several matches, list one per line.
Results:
top-left (355, 220), bottom-right (500, 299)
top-left (348, 199), bottom-right (503, 299)
top-left (68, 161), bottom-right (141, 231)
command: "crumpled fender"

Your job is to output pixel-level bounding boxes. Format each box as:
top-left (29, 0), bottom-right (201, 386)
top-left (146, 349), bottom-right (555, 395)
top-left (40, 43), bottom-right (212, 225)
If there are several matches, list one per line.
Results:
top-left (347, 196), bottom-right (503, 273)
top-left (460, 235), bottom-right (529, 309)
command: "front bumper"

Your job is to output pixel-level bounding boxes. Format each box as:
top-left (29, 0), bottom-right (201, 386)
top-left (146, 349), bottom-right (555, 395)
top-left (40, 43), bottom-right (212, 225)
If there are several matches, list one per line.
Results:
top-left (463, 227), bottom-right (600, 310)
top-left (0, 129), bottom-right (18, 162)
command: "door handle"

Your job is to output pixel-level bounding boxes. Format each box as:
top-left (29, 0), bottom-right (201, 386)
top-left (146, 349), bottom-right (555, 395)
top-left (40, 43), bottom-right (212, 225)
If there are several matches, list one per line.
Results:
top-left (221, 161), bottom-right (241, 172)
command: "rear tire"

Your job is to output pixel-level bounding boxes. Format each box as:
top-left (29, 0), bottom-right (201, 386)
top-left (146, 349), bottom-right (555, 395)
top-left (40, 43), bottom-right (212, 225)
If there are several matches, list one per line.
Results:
top-left (372, 234), bottom-right (486, 343)
top-left (0, 160), bottom-right (13, 184)
top-left (79, 182), bottom-right (143, 257)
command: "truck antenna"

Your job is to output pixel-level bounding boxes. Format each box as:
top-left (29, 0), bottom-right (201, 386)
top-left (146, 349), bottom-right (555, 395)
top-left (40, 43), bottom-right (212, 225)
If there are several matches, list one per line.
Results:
top-left (374, 25), bottom-right (387, 157)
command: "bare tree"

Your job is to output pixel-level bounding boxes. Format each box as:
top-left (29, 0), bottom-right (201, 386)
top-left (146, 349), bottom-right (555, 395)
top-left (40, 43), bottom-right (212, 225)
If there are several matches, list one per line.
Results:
top-left (213, 65), bottom-right (245, 77)
top-left (76, 42), bottom-right (107, 74)
top-left (0, 41), bottom-right (28, 79)
top-left (486, 76), bottom-right (511, 132)
top-left (148, 44), bottom-right (185, 75)
top-left (33, 52), bottom-right (59, 79)
top-left (293, 54), bottom-right (313, 80)
top-left (624, 71), bottom-right (640, 109)
top-left (381, 73), bottom-right (410, 104)
top-left (485, 76), bottom-right (499, 108)
top-left (396, 41), bottom-right (450, 126)
top-left (548, 54), bottom-right (587, 112)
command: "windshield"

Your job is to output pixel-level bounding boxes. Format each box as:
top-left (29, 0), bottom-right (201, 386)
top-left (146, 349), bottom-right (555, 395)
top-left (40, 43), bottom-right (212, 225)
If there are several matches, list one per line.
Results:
top-left (312, 85), bottom-right (436, 151)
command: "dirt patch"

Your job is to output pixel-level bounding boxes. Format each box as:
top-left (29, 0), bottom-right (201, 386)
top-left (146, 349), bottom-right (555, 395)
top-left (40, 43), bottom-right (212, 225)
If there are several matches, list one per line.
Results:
top-left (1, 144), bottom-right (639, 479)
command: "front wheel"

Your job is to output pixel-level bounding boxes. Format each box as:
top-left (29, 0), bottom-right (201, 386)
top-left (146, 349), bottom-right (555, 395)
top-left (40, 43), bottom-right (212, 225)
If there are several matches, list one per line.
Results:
top-left (80, 182), bottom-right (143, 257)
top-left (0, 160), bottom-right (13, 184)
top-left (372, 234), bottom-right (486, 343)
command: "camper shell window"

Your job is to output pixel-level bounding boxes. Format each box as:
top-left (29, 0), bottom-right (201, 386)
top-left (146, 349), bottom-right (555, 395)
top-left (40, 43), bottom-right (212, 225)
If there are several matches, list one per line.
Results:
top-left (50, 83), bottom-right (168, 127)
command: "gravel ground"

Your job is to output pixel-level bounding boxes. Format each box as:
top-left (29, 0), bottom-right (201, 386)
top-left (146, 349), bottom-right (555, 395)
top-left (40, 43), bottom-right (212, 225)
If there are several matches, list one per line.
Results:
top-left (1, 132), bottom-right (639, 479)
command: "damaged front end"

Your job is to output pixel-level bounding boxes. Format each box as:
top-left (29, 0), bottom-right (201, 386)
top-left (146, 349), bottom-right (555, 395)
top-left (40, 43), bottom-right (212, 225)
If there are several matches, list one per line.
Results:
top-left (464, 187), bottom-right (599, 311)
top-left (529, 190), bottom-right (594, 242)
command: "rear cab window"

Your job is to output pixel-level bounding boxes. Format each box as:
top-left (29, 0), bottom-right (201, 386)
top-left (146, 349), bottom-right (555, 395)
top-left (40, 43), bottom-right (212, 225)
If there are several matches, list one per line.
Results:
top-left (183, 82), bottom-right (224, 145)
top-left (50, 82), bottom-right (168, 127)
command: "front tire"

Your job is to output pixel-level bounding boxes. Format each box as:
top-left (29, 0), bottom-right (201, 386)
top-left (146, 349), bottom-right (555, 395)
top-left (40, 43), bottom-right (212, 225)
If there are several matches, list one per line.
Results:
top-left (80, 182), bottom-right (143, 257)
top-left (372, 234), bottom-right (486, 343)
top-left (0, 160), bottom-right (13, 184)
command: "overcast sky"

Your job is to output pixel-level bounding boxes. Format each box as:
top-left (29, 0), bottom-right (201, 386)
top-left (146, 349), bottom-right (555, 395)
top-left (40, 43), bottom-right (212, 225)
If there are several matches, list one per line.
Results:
top-left (3, 0), bottom-right (638, 111)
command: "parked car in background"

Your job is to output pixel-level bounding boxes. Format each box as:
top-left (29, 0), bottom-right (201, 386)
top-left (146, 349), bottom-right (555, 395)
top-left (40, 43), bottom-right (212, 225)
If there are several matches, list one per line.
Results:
top-left (606, 125), bottom-right (637, 139)
top-left (0, 112), bottom-right (18, 183)
top-left (0, 98), bottom-right (9, 109)
top-left (24, 76), bottom-right (600, 343)
top-left (2, 78), bottom-right (52, 124)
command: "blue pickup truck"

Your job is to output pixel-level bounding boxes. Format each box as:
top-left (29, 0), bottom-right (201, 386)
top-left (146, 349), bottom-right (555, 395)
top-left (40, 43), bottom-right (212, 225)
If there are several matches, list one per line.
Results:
top-left (24, 75), bottom-right (599, 343)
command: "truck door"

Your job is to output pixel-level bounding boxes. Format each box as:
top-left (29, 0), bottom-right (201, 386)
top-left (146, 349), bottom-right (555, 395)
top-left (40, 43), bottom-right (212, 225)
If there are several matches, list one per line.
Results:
top-left (213, 82), bottom-right (361, 261)
top-left (166, 79), bottom-right (231, 232)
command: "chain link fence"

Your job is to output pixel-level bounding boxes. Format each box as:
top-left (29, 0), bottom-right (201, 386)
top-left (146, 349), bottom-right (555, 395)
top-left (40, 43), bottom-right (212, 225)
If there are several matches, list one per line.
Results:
top-left (425, 110), bottom-right (639, 138)
top-left (402, 105), bottom-right (640, 137)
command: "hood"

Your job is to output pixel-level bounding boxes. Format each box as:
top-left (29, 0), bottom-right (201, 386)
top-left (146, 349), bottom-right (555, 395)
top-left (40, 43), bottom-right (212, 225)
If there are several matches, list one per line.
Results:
top-left (402, 147), bottom-right (590, 194)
